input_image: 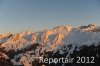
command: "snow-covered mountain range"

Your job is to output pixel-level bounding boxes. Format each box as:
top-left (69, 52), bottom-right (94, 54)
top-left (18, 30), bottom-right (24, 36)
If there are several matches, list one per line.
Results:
top-left (0, 24), bottom-right (100, 66)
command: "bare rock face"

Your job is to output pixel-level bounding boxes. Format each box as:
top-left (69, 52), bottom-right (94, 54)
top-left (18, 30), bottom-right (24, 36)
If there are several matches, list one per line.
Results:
top-left (31, 35), bottom-right (36, 43)
top-left (0, 33), bottom-right (12, 40)
top-left (0, 52), bottom-right (13, 66)
top-left (79, 24), bottom-right (96, 32)
top-left (41, 30), bottom-right (53, 43)
top-left (53, 33), bottom-right (64, 44)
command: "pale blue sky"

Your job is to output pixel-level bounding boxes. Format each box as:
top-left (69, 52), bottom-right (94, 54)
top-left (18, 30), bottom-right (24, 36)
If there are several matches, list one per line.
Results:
top-left (0, 0), bottom-right (100, 33)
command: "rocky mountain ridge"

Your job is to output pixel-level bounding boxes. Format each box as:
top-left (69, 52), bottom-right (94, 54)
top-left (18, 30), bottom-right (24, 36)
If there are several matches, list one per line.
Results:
top-left (0, 24), bottom-right (100, 66)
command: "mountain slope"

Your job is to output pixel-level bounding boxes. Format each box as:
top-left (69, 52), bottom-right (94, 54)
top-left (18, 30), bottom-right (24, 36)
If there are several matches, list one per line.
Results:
top-left (0, 24), bottom-right (100, 66)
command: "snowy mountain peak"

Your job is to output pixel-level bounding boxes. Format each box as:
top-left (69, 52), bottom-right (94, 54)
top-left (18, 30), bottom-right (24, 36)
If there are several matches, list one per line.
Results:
top-left (20, 31), bottom-right (33, 34)
top-left (53, 25), bottom-right (73, 33)
top-left (1, 24), bottom-right (100, 50)
top-left (0, 33), bottom-right (12, 39)
top-left (79, 24), bottom-right (96, 32)
top-left (0, 24), bottom-right (100, 66)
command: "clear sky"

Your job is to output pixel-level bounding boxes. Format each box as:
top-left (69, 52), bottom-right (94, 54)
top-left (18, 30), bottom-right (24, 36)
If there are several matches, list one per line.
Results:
top-left (0, 0), bottom-right (100, 33)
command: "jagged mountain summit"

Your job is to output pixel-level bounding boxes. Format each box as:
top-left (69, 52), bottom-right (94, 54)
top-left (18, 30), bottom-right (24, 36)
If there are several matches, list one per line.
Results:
top-left (0, 24), bottom-right (100, 66)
